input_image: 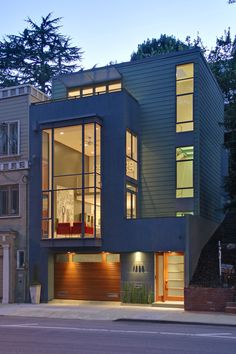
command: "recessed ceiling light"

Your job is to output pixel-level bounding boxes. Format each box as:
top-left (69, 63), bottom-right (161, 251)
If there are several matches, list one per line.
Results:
top-left (60, 131), bottom-right (64, 135)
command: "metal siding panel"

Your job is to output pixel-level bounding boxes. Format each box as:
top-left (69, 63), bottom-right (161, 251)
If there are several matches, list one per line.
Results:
top-left (198, 60), bottom-right (224, 222)
top-left (119, 53), bottom-right (200, 217)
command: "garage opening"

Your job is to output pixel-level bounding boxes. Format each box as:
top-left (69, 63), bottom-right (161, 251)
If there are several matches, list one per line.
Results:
top-left (54, 253), bottom-right (120, 301)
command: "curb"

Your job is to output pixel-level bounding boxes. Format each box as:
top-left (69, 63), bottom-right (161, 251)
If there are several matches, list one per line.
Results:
top-left (115, 318), bottom-right (236, 327)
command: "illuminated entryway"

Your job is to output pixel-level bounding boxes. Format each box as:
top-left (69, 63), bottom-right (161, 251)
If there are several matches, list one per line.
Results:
top-left (155, 252), bottom-right (184, 301)
top-left (54, 253), bottom-right (120, 301)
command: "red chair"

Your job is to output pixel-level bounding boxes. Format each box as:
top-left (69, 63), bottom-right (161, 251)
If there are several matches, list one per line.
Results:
top-left (71, 222), bottom-right (82, 235)
top-left (85, 225), bottom-right (94, 235)
top-left (57, 223), bottom-right (71, 235)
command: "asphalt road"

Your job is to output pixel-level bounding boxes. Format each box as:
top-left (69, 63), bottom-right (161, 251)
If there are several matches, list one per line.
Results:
top-left (0, 316), bottom-right (235, 354)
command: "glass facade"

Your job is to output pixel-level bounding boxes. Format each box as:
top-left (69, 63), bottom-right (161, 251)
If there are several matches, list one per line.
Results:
top-left (41, 123), bottom-right (101, 239)
top-left (176, 63), bottom-right (194, 133)
top-left (176, 146), bottom-right (194, 198)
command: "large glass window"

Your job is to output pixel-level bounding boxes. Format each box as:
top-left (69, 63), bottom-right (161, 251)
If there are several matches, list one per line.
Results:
top-left (41, 123), bottom-right (101, 239)
top-left (176, 63), bottom-right (194, 133)
top-left (176, 146), bottom-right (194, 198)
top-left (126, 130), bottom-right (138, 180)
top-left (0, 121), bottom-right (19, 156)
top-left (0, 185), bottom-right (19, 217)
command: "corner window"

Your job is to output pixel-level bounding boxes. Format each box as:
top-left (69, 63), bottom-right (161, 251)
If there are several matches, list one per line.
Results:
top-left (176, 64), bottom-right (194, 133)
top-left (126, 130), bottom-right (138, 180)
top-left (176, 146), bottom-right (194, 198)
top-left (0, 184), bottom-right (19, 216)
top-left (41, 123), bottom-right (101, 239)
top-left (126, 183), bottom-right (137, 219)
top-left (0, 121), bottom-right (19, 156)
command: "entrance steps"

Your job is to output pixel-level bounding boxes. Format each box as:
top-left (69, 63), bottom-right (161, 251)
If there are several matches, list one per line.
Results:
top-left (152, 301), bottom-right (184, 309)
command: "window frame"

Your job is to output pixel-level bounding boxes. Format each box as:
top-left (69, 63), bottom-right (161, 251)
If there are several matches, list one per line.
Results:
top-left (176, 63), bottom-right (194, 133)
top-left (126, 183), bottom-right (138, 219)
top-left (67, 81), bottom-right (122, 98)
top-left (0, 120), bottom-right (20, 157)
top-left (0, 184), bottom-right (20, 217)
top-left (41, 122), bottom-right (102, 240)
top-left (176, 146), bottom-right (194, 199)
top-left (126, 129), bottom-right (138, 181)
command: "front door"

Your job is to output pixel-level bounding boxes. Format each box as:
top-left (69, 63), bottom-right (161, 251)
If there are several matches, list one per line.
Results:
top-left (156, 252), bottom-right (184, 301)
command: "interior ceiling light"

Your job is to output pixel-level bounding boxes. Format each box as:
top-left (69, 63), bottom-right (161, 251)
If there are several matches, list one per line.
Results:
top-left (60, 131), bottom-right (64, 135)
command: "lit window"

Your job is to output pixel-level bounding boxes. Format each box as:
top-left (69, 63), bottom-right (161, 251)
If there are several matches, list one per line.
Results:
top-left (126, 183), bottom-right (137, 219)
top-left (67, 81), bottom-right (122, 98)
top-left (176, 63), bottom-right (194, 133)
top-left (176, 211), bottom-right (194, 217)
top-left (108, 82), bottom-right (122, 92)
top-left (0, 121), bottom-right (19, 156)
top-left (82, 87), bottom-right (93, 97)
top-left (41, 123), bottom-right (101, 239)
top-left (68, 88), bottom-right (80, 98)
top-left (176, 146), bottom-right (194, 198)
top-left (126, 130), bottom-right (138, 180)
top-left (0, 184), bottom-right (19, 216)
top-left (95, 85), bottom-right (106, 95)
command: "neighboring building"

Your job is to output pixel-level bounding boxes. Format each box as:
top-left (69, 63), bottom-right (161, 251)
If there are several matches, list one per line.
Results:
top-left (29, 48), bottom-right (224, 304)
top-left (0, 85), bottom-right (47, 303)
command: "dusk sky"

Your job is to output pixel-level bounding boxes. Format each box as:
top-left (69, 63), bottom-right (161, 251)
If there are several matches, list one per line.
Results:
top-left (0, 0), bottom-right (235, 69)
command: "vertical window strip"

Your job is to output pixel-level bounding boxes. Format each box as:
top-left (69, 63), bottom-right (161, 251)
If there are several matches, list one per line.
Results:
top-left (176, 63), bottom-right (194, 133)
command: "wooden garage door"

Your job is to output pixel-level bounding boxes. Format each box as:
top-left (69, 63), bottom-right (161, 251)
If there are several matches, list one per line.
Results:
top-left (54, 253), bottom-right (120, 301)
top-left (0, 247), bottom-right (3, 300)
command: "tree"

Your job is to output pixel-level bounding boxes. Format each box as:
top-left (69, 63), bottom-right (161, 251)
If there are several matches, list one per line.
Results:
top-left (130, 34), bottom-right (205, 61)
top-left (208, 29), bottom-right (236, 211)
top-left (0, 13), bottom-right (83, 94)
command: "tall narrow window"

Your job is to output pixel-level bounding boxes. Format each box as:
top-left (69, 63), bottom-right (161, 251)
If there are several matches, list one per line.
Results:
top-left (176, 64), bottom-right (194, 133)
top-left (0, 121), bottom-right (19, 156)
top-left (41, 122), bottom-right (101, 239)
top-left (0, 185), bottom-right (19, 216)
top-left (126, 183), bottom-right (137, 219)
top-left (176, 146), bottom-right (194, 198)
top-left (126, 130), bottom-right (138, 180)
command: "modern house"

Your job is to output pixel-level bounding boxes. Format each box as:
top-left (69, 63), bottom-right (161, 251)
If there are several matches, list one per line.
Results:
top-left (0, 85), bottom-right (47, 303)
top-left (29, 48), bottom-right (224, 304)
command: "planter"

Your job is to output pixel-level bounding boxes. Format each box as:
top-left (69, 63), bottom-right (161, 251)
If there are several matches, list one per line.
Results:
top-left (29, 284), bottom-right (41, 304)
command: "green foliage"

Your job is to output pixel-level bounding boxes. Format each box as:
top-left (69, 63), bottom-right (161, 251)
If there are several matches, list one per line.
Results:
top-left (208, 29), bottom-right (236, 212)
top-left (130, 34), bottom-right (205, 61)
top-left (121, 282), bottom-right (154, 304)
top-left (0, 13), bottom-right (83, 94)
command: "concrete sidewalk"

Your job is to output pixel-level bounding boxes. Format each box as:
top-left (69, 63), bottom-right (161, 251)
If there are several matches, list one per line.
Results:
top-left (1, 301), bottom-right (236, 326)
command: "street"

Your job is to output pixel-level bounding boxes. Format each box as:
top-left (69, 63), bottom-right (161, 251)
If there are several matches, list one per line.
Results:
top-left (0, 316), bottom-right (235, 353)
